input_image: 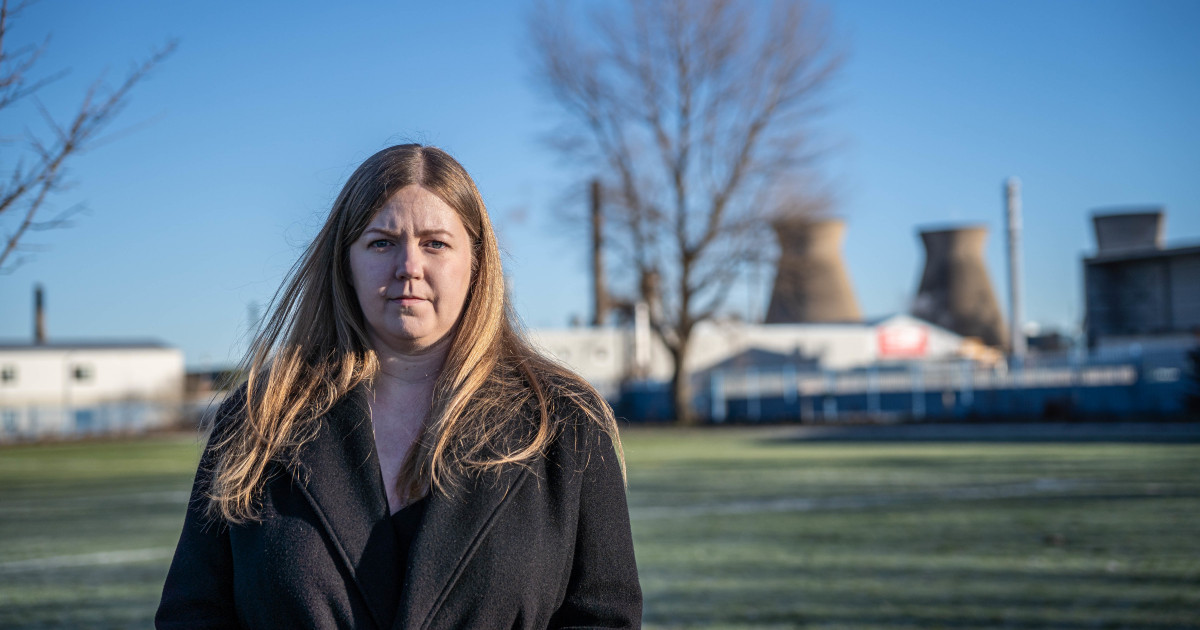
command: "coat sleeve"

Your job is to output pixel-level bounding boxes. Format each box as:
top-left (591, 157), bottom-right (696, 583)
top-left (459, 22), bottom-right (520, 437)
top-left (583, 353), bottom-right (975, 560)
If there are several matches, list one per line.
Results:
top-left (155, 397), bottom-right (242, 630)
top-left (549, 422), bottom-right (643, 629)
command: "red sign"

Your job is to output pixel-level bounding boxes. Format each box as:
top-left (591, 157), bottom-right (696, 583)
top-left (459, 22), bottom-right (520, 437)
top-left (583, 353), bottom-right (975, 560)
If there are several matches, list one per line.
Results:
top-left (878, 324), bottom-right (928, 358)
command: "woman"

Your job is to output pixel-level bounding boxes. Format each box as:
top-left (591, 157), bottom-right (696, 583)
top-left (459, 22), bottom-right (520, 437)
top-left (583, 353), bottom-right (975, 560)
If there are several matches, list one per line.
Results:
top-left (156, 144), bottom-right (642, 629)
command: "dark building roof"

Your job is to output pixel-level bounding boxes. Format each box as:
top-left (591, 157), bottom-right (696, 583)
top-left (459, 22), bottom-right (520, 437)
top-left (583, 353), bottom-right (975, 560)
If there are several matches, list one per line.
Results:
top-left (705, 347), bottom-right (821, 373)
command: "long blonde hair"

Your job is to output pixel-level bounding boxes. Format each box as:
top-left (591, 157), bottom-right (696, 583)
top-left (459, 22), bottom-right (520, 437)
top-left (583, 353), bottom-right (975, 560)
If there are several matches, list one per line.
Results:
top-left (205, 144), bottom-right (619, 524)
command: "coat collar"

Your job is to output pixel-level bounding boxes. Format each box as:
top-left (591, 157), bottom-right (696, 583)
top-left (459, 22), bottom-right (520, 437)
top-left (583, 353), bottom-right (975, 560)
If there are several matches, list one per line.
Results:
top-left (293, 387), bottom-right (530, 630)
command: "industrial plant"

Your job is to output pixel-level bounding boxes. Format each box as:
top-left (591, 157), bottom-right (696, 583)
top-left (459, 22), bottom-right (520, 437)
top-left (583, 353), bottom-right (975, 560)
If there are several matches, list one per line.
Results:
top-left (1084, 209), bottom-right (1199, 350)
top-left (2, 188), bottom-right (1197, 440)
top-left (532, 182), bottom-right (1198, 423)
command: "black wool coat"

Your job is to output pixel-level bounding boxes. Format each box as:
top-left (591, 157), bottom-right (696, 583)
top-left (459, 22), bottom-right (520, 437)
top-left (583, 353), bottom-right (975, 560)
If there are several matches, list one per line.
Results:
top-left (156, 391), bottom-right (642, 629)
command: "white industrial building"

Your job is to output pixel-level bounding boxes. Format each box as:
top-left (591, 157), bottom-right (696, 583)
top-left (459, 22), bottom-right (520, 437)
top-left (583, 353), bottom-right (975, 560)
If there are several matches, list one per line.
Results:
top-left (529, 313), bottom-right (967, 400)
top-left (0, 341), bottom-right (184, 442)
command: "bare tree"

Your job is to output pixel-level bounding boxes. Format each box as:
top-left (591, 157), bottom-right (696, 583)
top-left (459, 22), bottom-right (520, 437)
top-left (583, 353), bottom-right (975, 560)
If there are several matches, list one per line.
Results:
top-left (529, 0), bottom-right (842, 423)
top-left (0, 0), bottom-right (175, 271)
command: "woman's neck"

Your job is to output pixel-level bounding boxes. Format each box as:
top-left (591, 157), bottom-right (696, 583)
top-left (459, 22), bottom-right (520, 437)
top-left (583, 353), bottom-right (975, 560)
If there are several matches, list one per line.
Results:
top-left (366, 336), bottom-right (451, 511)
top-left (370, 334), bottom-right (452, 386)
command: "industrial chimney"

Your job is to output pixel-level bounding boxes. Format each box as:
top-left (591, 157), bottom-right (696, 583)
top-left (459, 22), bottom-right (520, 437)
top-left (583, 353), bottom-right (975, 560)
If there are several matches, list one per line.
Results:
top-left (912, 225), bottom-right (1008, 348)
top-left (1005, 178), bottom-right (1025, 360)
top-left (765, 217), bottom-right (861, 323)
top-left (34, 284), bottom-right (46, 344)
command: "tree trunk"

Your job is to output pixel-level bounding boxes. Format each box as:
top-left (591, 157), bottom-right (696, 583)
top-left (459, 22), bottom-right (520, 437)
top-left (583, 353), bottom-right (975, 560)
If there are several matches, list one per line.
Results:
top-left (670, 340), bottom-right (696, 425)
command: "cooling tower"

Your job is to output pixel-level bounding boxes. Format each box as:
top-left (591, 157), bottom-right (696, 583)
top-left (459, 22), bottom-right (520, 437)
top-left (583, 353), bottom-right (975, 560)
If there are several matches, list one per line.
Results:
top-left (912, 225), bottom-right (1008, 348)
top-left (765, 217), bottom-right (861, 323)
top-left (1092, 208), bottom-right (1163, 255)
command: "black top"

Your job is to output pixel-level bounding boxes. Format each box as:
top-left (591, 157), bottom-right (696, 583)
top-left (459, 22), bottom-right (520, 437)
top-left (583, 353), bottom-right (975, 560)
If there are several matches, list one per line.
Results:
top-left (390, 495), bottom-right (429, 592)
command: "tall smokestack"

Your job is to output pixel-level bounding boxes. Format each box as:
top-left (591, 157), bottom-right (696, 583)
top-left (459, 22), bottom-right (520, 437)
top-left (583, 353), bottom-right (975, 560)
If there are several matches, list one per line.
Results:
top-left (912, 226), bottom-right (1008, 348)
top-left (1005, 178), bottom-right (1025, 360)
top-left (590, 179), bottom-right (609, 326)
top-left (765, 217), bottom-right (861, 323)
top-left (34, 284), bottom-right (46, 344)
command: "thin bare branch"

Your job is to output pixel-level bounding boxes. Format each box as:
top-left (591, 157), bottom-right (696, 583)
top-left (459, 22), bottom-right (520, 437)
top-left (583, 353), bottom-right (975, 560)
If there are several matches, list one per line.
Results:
top-left (29, 200), bottom-right (84, 230)
top-left (0, 32), bottom-right (176, 271)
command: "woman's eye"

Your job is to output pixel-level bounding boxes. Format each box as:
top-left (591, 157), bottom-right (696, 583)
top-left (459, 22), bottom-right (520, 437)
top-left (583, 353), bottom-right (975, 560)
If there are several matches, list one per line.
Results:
top-left (427, 240), bottom-right (447, 250)
top-left (368, 239), bottom-right (391, 249)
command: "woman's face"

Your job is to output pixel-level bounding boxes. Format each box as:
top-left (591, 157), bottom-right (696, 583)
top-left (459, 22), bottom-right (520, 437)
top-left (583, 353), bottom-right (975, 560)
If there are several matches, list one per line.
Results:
top-left (349, 185), bottom-right (474, 355)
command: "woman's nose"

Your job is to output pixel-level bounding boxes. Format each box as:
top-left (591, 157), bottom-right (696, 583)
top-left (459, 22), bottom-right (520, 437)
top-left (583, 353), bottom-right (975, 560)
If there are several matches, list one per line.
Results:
top-left (394, 245), bottom-right (422, 280)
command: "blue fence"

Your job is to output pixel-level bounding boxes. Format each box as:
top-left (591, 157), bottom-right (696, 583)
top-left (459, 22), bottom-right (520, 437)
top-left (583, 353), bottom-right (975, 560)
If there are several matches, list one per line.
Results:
top-left (617, 349), bottom-right (1196, 422)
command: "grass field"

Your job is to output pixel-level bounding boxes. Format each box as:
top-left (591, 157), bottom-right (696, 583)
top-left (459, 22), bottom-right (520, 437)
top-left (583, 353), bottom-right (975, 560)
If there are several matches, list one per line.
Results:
top-left (1, 427), bottom-right (1198, 629)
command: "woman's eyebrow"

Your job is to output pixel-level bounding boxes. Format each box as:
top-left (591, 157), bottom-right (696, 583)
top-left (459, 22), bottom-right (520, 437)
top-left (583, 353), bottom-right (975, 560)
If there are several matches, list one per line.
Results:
top-left (362, 226), bottom-right (457, 239)
top-left (361, 227), bottom-right (400, 238)
top-left (415, 227), bottom-right (456, 239)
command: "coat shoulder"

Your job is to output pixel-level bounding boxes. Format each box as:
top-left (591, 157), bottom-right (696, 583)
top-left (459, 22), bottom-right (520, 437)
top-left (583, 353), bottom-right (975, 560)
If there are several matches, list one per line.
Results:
top-left (542, 379), bottom-right (622, 474)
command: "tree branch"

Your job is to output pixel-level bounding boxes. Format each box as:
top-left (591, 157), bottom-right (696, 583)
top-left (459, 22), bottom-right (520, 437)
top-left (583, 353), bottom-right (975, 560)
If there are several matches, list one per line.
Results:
top-left (0, 31), bottom-right (176, 271)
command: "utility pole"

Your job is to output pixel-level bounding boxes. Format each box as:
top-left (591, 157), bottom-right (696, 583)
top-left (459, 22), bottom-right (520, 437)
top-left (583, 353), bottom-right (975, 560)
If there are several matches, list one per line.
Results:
top-left (34, 284), bottom-right (46, 344)
top-left (590, 179), bottom-right (609, 326)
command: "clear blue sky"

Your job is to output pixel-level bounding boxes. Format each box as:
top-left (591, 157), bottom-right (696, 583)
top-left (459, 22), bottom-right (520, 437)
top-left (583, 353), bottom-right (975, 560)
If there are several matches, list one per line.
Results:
top-left (1, 0), bottom-right (1197, 368)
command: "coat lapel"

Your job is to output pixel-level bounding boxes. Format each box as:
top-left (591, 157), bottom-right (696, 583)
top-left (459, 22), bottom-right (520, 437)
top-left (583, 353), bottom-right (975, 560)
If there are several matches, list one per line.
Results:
top-left (295, 389), bottom-right (401, 630)
top-left (395, 462), bottom-right (530, 630)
